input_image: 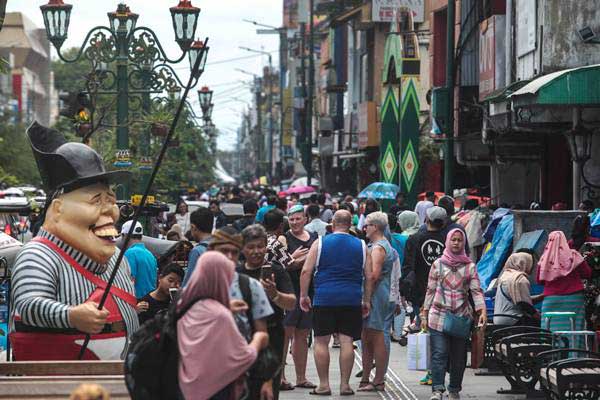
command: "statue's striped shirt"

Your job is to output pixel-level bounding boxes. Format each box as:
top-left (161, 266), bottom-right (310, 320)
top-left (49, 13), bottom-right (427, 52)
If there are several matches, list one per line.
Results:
top-left (9, 229), bottom-right (139, 356)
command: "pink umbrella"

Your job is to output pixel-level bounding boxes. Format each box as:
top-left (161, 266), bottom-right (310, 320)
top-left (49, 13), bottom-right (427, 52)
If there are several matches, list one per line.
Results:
top-left (279, 185), bottom-right (316, 197)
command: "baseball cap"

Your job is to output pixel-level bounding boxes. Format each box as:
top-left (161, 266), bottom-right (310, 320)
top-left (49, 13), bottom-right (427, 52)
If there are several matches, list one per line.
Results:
top-left (426, 206), bottom-right (447, 223)
top-left (121, 220), bottom-right (143, 236)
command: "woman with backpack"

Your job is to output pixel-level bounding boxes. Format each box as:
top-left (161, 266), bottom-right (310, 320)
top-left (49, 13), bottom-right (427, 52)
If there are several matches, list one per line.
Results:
top-left (177, 251), bottom-right (269, 400)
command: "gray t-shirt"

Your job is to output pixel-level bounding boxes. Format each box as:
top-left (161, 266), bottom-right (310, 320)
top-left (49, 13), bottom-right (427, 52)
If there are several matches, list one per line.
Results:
top-left (493, 282), bottom-right (522, 326)
top-left (230, 272), bottom-right (274, 339)
top-left (320, 207), bottom-right (333, 223)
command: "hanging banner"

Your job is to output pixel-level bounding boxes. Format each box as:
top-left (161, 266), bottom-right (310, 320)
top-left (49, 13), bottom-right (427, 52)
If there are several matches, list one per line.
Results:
top-left (379, 87), bottom-right (399, 184)
top-left (399, 76), bottom-right (421, 206)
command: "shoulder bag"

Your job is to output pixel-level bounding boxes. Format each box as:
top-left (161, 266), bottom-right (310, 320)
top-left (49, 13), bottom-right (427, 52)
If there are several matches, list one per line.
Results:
top-left (438, 262), bottom-right (473, 338)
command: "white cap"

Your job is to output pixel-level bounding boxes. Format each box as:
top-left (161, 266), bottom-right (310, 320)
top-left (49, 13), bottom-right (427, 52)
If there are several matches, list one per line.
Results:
top-left (121, 220), bottom-right (143, 236)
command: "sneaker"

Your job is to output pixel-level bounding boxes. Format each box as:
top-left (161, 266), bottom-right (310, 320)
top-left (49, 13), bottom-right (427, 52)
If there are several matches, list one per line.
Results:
top-left (419, 371), bottom-right (432, 385)
top-left (448, 392), bottom-right (460, 400)
top-left (430, 391), bottom-right (443, 400)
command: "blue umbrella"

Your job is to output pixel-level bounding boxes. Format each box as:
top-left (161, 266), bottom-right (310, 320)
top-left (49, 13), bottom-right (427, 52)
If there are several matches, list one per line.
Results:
top-left (358, 182), bottom-right (400, 200)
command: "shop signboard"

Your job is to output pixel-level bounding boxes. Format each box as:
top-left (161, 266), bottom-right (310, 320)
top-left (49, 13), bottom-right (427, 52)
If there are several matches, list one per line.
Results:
top-left (372, 0), bottom-right (424, 23)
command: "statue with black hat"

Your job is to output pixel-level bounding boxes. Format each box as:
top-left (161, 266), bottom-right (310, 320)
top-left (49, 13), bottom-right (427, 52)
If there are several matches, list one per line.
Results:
top-left (9, 122), bottom-right (139, 360)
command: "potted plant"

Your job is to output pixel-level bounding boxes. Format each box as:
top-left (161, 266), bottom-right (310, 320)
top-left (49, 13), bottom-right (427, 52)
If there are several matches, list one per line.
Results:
top-left (74, 109), bottom-right (92, 136)
top-left (147, 110), bottom-right (173, 137)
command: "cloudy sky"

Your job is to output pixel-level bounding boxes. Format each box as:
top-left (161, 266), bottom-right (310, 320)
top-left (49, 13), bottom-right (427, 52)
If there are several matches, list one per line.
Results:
top-left (10, 1), bottom-right (282, 151)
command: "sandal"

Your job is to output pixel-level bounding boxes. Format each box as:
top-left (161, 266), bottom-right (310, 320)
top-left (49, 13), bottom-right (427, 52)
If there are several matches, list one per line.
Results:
top-left (357, 383), bottom-right (377, 392)
top-left (295, 381), bottom-right (317, 389)
top-left (357, 380), bottom-right (371, 390)
top-left (309, 389), bottom-right (332, 396)
top-left (340, 389), bottom-right (355, 396)
top-left (357, 382), bottom-right (385, 392)
top-left (374, 382), bottom-right (385, 391)
top-left (280, 381), bottom-right (295, 391)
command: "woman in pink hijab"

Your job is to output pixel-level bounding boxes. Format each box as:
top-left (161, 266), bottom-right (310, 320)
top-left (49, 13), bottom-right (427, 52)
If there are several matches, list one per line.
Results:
top-left (177, 251), bottom-right (269, 400)
top-left (537, 231), bottom-right (591, 340)
top-left (421, 229), bottom-right (486, 400)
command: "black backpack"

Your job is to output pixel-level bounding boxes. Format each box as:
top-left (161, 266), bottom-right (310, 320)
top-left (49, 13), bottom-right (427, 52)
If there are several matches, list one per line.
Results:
top-left (238, 273), bottom-right (254, 331)
top-left (237, 272), bottom-right (282, 383)
top-left (124, 298), bottom-right (200, 400)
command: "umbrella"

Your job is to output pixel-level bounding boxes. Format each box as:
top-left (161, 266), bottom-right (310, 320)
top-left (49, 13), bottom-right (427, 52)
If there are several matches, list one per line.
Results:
top-left (358, 182), bottom-right (400, 200)
top-left (279, 185), bottom-right (316, 197)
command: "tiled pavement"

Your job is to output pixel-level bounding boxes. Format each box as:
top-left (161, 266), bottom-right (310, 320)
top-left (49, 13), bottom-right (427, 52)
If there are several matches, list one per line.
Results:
top-left (281, 340), bottom-right (524, 400)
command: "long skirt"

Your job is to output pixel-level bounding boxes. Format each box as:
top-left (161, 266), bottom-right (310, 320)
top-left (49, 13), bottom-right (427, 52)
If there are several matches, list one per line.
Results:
top-left (541, 292), bottom-right (586, 349)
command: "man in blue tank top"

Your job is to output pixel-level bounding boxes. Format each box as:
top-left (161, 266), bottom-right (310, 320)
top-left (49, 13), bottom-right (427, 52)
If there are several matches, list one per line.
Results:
top-left (299, 210), bottom-right (374, 396)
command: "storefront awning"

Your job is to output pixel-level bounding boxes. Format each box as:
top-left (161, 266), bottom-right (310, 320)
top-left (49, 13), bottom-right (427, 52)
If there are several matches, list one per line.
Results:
top-left (483, 80), bottom-right (530, 104)
top-left (510, 64), bottom-right (600, 107)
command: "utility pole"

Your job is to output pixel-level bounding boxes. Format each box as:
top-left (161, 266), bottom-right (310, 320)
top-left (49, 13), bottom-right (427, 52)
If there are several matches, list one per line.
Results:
top-left (267, 54), bottom-right (274, 181)
top-left (255, 77), bottom-right (263, 179)
top-left (444, 0), bottom-right (455, 195)
top-left (278, 29), bottom-right (286, 183)
top-left (299, 22), bottom-right (308, 180)
top-left (306, 0), bottom-right (315, 186)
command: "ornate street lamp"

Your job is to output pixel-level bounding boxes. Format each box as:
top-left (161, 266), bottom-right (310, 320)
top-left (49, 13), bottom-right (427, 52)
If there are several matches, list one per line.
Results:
top-left (170, 0), bottom-right (200, 51)
top-left (198, 86), bottom-right (213, 113)
top-left (202, 103), bottom-right (214, 121)
top-left (188, 39), bottom-right (209, 78)
top-left (566, 125), bottom-right (593, 164)
top-left (108, 3), bottom-right (139, 37)
top-left (40, 0), bottom-right (209, 201)
top-left (40, 0), bottom-right (73, 49)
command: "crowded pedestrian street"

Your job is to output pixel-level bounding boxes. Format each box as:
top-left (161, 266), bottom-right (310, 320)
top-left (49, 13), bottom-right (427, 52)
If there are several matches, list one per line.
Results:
top-left (1, 1), bottom-right (600, 400)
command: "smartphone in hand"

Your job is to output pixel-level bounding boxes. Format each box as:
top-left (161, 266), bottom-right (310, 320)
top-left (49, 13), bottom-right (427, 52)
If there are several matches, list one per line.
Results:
top-left (261, 265), bottom-right (273, 280)
top-left (169, 288), bottom-right (180, 302)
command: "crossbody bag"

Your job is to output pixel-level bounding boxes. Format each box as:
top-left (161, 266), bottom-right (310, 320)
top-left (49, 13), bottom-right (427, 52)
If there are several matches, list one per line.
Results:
top-left (438, 261), bottom-right (473, 338)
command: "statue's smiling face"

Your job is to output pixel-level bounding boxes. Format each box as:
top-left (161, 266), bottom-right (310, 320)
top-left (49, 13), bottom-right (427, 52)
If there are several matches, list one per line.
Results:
top-left (45, 183), bottom-right (120, 264)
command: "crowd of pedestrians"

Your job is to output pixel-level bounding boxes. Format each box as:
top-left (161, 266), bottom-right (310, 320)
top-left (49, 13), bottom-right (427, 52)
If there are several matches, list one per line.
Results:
top-left (116, 185), bottom-right (600, 400)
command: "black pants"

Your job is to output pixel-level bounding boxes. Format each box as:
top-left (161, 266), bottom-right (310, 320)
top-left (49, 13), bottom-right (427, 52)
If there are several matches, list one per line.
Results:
top-left (247, 326), bottom-right (285, 400)
top-left (270, 327), bottom-right (284, 400)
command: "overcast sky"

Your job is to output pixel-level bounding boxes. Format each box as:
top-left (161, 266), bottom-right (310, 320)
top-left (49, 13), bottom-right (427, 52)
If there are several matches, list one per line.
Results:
top-left (10, 1), bottom-right (282, 151)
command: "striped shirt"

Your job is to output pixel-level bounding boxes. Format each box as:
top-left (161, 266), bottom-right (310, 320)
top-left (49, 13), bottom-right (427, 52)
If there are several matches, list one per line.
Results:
top-left (423, 260), bottom-right (485, 332)
top-left (10, 229), bottom-right (139, 353)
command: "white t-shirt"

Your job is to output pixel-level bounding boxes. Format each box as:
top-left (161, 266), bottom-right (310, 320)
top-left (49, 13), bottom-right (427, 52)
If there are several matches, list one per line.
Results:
top-left (175, 212), bottom-right (191, 234)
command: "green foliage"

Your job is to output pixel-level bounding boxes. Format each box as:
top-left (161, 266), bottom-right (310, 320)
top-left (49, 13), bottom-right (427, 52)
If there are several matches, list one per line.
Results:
top-left (52, 47), bottom-right (94, 93)
top-left (149, 107), bottom-right (215, 198)
top-left (0, 119), bottom-right (42, 186)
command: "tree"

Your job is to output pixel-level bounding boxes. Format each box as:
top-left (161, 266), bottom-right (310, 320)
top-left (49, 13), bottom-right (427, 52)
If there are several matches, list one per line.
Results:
top-left (52, 48), bottom-right (95, 94)
top-left (0, 118), bottom-right (42, 186)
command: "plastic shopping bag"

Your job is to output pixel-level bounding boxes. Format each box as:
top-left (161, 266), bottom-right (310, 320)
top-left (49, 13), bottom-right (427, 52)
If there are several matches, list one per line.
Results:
top-left (407, 332), bottom-right (430, 371)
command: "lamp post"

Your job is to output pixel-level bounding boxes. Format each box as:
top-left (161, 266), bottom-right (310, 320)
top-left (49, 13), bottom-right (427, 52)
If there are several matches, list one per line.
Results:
top-left (198, 86), bottom-right (213, 115)
top-left (40, 1), bottom-right (208, 200)
top-left (567, 108), bottom-right (597, 206)
top-left (239, 46), bottom-right (274, 181)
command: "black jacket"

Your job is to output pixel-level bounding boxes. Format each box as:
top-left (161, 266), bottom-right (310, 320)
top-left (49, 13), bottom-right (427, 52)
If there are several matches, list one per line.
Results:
top-left (401, 229), bottom-right (446, 306)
